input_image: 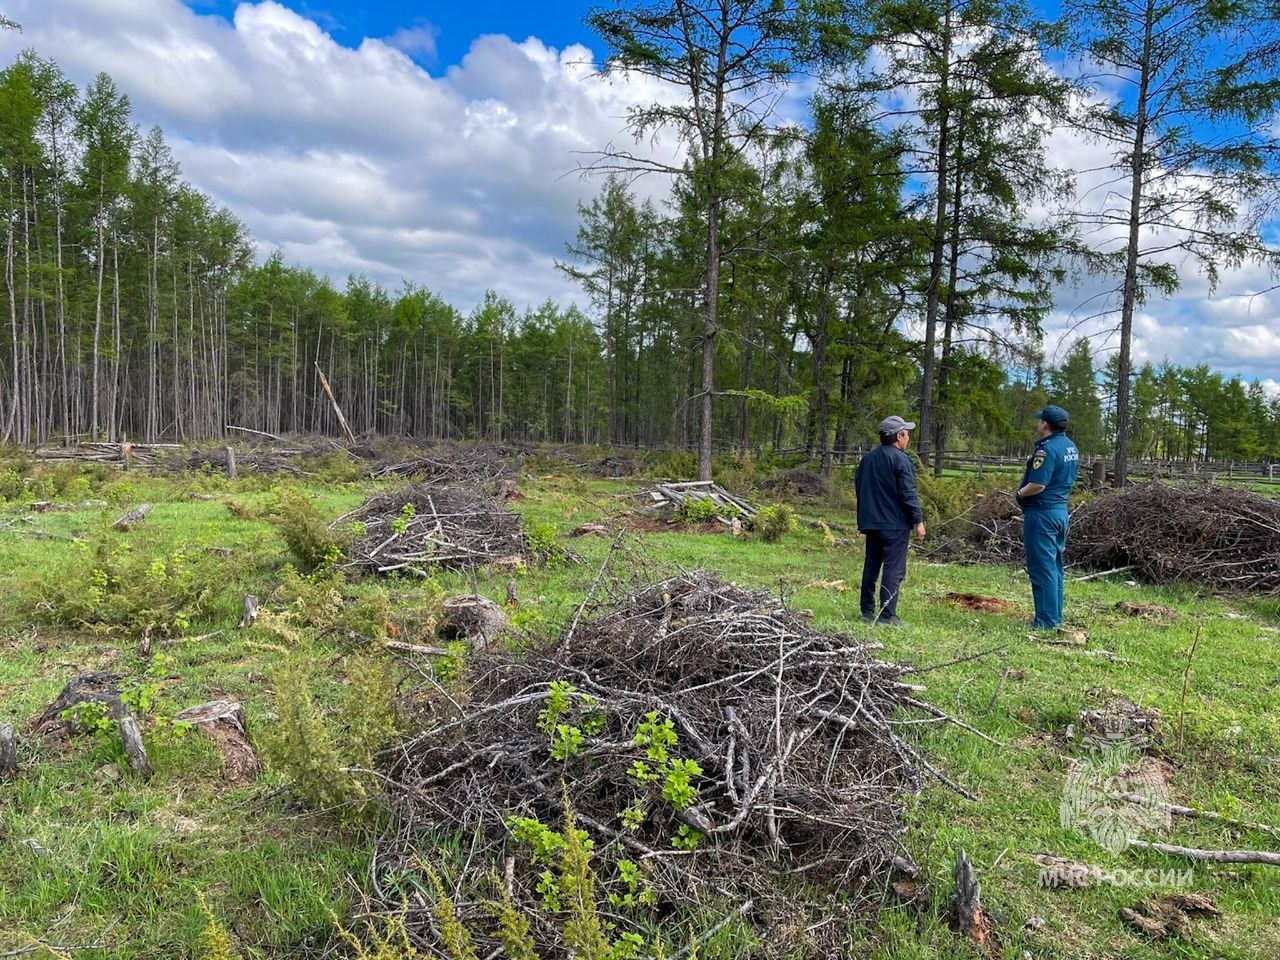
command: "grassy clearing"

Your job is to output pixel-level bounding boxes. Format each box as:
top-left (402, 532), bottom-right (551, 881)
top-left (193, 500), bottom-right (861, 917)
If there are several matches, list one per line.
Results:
top-left (1, 461), bottom-right (1277, 959)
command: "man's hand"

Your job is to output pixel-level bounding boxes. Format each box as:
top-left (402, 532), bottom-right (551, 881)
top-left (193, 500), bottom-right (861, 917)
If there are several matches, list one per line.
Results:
top-left (915, 522), bottom-right (926, 542)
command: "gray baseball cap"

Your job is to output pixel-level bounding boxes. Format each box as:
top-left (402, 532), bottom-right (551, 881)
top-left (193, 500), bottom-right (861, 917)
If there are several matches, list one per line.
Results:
top-left (878, 415), bottom-right (916, 435)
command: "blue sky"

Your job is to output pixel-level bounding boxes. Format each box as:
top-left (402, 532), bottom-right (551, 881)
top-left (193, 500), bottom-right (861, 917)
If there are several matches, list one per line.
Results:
top-left (1, 0), bottom-right (1277, 390)
top-left (186, 0), bottom-right (598, 70)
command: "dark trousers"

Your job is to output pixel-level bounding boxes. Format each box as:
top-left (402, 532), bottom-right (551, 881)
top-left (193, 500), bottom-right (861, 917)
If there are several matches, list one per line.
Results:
top-left (860, 528), bottom-right (910, 621)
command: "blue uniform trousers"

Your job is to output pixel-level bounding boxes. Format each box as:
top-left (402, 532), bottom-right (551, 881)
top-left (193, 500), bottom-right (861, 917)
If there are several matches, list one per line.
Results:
top-left (861, 528), bottom-right (910, 621)
top-left (1023, 509), bottom-right (1068, 628)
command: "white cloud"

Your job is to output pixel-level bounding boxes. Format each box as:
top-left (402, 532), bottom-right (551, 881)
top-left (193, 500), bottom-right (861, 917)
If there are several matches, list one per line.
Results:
top-left (0, 0), bottom-right (685, 308)
top-left (0, 0), bottom-right (1276, 387)
top-left (384, 22), bottom-right (439, 61)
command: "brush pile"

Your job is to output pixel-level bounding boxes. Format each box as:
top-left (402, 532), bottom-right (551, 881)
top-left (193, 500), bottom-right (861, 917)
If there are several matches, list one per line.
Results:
top-left (367, 442), bottom-right (517, 484)
top-left (341, 484), bottom-right (527, 575)
top-left (930, 482), bottom-right (1280, 593)
top-left (375, 572), bottom-right (966, 953)
top-left (1068, 482), bottom-right (1280, 592)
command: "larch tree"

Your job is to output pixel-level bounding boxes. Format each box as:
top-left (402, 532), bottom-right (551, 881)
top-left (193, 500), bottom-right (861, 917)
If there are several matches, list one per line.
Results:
top-left (1062, 0), bottom-right (1280, 484)
top-left (585, 0), bottom-right (852, 480)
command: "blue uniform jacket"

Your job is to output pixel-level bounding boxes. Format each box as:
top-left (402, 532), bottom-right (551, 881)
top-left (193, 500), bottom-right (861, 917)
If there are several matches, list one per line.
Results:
top-left (1020, 432), bottom-right (1080, 510)
top-left (855, 445), bottom-right (925, 531)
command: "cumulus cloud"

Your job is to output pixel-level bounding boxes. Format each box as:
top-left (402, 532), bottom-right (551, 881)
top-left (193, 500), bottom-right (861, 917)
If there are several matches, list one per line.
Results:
top-left (0, 0), bottom-right (685, 308)
top-left (0, 0), bottom-right (1276, 385)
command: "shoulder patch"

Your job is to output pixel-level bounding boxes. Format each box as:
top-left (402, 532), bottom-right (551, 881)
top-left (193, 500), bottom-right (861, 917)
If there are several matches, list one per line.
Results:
top-left (1032, 452), bottom-right (1046, 470)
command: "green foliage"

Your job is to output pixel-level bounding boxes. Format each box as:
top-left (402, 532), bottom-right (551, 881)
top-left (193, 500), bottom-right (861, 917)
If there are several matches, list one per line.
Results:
top-left (343, 652), bottom-right (401, 768)
top-left (268, 487), bottom-right (347, 571)
top-left (267, 654), bottom-right (358, 813)
top-left (676, 498), bottom-right (723, 524)
top-left (197, 893), bottom-right (243, 960)
top-left (38, 537), bottom-right (218, 634)
top-left (749, 503), bottom-right (796, 542)
top-left (60, 698), bottom-right (113, 736)
top-left (425, 865), bottom-right (479, 960)
top-left (492, 887), bottom-right (541, 960)
top-left (526, 521), bottom-right (567, 563)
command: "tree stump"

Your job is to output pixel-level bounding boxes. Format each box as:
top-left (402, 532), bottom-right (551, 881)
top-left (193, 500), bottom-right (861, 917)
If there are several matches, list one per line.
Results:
top-left (441, 595), bottom-right (510, 651)
top-left (0, 723), bottom-right (18, 777)
top-left (238, 594), bottom-right (259, 629)
top-left (951, 850), bottom-right (997, 955)
top-left (175, 700), bottom-right (259, 783)
top-left (225, 446), bottom-right (238, 480)
top-left (119, 714), bottom-right (153, 779)
top-left (113, 503), bottom-right (152, 531)
top-left (494, 478), bottom-right (524, 501)
top-left (30, 671), bottom-right (124, 741)
top-left (505, 579), bottom-right (520, 607)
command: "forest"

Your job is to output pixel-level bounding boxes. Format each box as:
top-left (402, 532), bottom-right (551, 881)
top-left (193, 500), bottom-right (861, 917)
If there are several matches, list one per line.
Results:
top-left (2, 1), bottom-right (1280, 476)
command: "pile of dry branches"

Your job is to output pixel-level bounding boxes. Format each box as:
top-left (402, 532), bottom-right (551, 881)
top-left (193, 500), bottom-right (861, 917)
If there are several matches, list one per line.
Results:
top-left (1068, 482), bottom-right (1280, 592)
top-left (341, 484), bottom-right (528, 575)
top-left (374, 572), bottom-right (969, 952)
top-left (929, 482), bottom-right (1280, 593)
top-left (367, 442), bottom-right (518, 484)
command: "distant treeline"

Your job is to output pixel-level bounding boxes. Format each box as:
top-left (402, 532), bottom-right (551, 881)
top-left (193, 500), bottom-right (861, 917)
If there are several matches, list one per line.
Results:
top-left (1, 55), bottom-right (1278, 463)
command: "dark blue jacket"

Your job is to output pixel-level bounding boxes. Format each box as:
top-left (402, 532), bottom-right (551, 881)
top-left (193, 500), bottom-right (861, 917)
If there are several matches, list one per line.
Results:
top-left (855, 444), bottom-right (924, 531)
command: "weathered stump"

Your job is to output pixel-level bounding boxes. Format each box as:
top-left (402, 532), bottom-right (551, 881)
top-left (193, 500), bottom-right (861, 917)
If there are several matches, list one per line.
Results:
top-left (113, 503), bottom-right (152, 531)
top-left (440, 595), bottom-right (510, 651)
top-left (30, 671), bottom-right (124, 741)
top-left (175, 700), bottom-right (259, 783)
top-left (0, 722), bottom-right (18, 777)
top-left (119, 713), bottom-right (153, 779)
top-left (238, 594), bottom-right (260, 629)
top-left (951, 850), bottom-right (997, 956)
top-left (225, 446), bottom-right (238, 480)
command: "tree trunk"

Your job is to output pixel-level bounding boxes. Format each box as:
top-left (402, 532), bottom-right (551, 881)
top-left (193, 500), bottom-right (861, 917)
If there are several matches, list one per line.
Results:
top-left (917, 3), bottom-right (953, 467)
top-left (1114, 0), bottom-right (1155, 487)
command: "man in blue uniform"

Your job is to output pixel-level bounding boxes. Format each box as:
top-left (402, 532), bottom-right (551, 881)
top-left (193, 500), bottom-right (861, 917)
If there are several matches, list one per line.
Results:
top-left (1017, 405), bottom-right (1080, 629)
top-left (855, 415), bottom-right (926, 625)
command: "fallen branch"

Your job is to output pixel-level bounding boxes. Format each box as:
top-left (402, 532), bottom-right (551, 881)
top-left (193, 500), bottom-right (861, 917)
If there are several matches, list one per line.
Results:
top-left (1130, 840), bottom-right (1280, 867)
top-left (1070, 565), bottom-right (1133, 583)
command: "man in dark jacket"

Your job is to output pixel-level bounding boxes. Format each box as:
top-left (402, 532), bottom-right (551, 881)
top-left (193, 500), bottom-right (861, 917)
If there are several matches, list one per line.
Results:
top-left (855, 416), bottom-right (926, 625)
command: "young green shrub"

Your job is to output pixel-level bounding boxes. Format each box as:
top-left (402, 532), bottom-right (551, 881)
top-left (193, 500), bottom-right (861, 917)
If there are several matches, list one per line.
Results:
top-left (272, 564), bottom-right (345, 628)
top-left (267, 487), bottom-right (348, 571)
top-left (525, 521), bottom-right (567, 564)
top-left (344, 652), bottom-right (401, 768)
top-left (676, 498), bottom-right (723, 525)
top-left (749, 504), bottom-right (796, 543)
top-left (39, 537), bottom-right (219, 634)
top-left (197, 893), bottom-right (243, 960)
top-left (267, 654), bottom-right (358, 812)
top-left (335, 913), bottom-right (431, 960)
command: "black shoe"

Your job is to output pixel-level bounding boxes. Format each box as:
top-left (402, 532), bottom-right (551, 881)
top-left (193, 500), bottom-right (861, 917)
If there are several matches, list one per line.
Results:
top-left (876, 615), bottom-right (905, 627)
top-left (861, 613), bottom-right (876, 623)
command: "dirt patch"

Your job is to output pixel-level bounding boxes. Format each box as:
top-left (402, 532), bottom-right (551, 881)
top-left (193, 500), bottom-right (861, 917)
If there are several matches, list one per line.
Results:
top-left (942, 593), bottom-right (1015, 614)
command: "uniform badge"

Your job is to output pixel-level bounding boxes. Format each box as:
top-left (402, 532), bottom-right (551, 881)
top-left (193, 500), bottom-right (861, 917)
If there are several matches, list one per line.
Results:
top-left (1032, 452), bottom-right (1046, 470)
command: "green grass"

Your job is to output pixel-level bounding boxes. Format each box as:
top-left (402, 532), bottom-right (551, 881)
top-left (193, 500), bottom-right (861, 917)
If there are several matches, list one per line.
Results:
top-left (1, 462), bottom-right (1277, 959)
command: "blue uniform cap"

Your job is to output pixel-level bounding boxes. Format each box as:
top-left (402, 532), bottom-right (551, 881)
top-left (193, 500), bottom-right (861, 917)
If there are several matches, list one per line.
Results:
top-left (1035, 405), bottom-right (1069, 427)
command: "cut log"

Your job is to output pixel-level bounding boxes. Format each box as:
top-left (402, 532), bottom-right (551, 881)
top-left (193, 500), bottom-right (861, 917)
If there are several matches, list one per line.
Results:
top-left (440, 594), bottom-right (510, 651)
top-left (175, 700), bottom-right (259, 783)
top-left (951, 850), bottom-right (997, 956)
top-left (30, 671), bottom-right (124, 741)
top-left (119, 714), bottom-right (153, 779)
top-left (0, 722), bottom-right (18, 777)
top-left (113, 503), bottom-right (152, 531)
top-left (239, 594), bottom-right (259, 629)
